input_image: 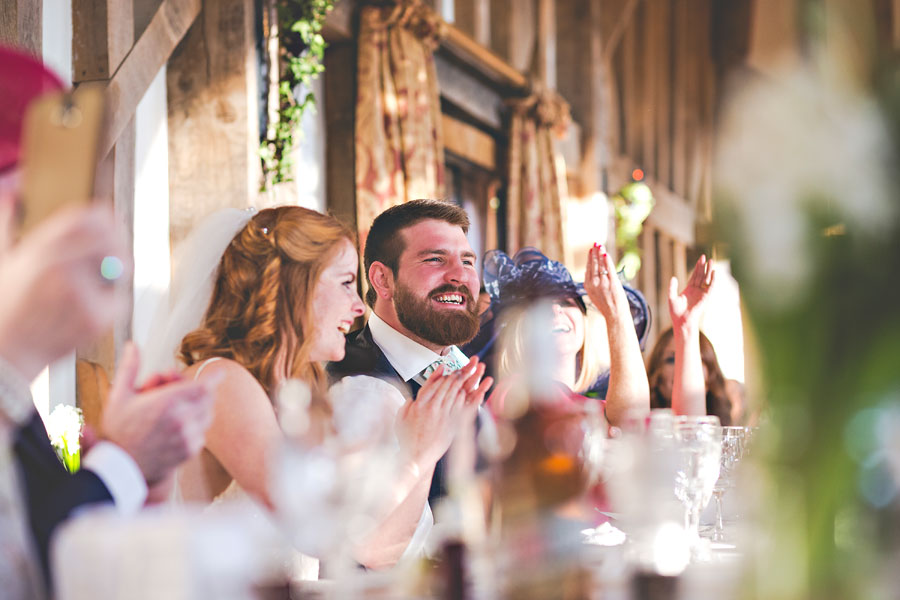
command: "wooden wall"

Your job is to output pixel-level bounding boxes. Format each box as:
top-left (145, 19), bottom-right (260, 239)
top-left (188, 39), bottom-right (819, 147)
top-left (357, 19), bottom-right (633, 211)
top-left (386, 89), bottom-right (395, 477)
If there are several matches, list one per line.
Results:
top-left (601, 0), bottom-right (717, 348)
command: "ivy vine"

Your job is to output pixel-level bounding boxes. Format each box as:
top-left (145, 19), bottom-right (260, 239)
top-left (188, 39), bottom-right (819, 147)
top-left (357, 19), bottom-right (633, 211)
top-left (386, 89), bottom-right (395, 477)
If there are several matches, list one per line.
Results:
top-left (260, 0), bottom-right (335, 189)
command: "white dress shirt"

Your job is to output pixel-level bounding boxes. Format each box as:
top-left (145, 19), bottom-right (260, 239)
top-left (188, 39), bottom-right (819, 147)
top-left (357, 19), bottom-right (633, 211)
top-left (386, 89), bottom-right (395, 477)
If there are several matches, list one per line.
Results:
top-left (82, 442), bottom-right (148, 515)
top-left (367, 312), bottom-right (468, 382)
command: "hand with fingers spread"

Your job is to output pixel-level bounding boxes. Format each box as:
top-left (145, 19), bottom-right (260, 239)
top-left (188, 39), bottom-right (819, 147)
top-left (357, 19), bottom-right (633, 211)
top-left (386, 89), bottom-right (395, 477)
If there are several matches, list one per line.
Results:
top-left (667, 255), bottom-right (716, 416)
top-left (101, 343), bottom-right (216, 487)
top-left (668, 254), bottom-right (715, 333)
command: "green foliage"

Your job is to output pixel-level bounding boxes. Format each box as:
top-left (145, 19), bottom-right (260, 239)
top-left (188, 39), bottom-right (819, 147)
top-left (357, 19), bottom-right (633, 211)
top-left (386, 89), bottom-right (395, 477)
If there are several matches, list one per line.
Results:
top-left (612, 181), bottom-right (654, 281)
top-left (260, 0), bottom-right (334, 189)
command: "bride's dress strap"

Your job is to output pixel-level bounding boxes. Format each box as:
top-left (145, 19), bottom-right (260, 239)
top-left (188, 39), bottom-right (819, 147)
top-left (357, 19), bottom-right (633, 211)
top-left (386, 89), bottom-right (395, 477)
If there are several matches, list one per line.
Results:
top-left (194, 357), bottom-right (224, 380)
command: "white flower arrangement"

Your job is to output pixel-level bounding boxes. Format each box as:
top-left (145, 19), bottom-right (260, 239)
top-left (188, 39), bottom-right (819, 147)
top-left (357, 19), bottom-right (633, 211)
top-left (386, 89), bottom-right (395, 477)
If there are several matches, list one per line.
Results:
top-left (46, 404), bottom-right (84, 473)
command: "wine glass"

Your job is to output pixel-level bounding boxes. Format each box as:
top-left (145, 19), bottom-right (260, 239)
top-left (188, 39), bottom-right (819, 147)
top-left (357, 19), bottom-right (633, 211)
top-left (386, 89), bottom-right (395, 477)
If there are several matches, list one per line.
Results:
top-left (673, 416), bottom-right (722, 553)
top-left (710, 426), bottom-right (751, 541)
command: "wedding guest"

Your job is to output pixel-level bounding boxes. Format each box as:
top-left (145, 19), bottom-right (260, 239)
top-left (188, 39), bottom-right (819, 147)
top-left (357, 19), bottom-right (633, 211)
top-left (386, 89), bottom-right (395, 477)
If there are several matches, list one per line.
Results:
top-left (483, 245), bottom-right (650, 426)
top-left (0, 44), bottom-right (216, 594)
top-left (646, 327), bottom-right (732, 425)
top-left (646, 255), bottom-right (732, 423)
top-left (157, 204), bottom-right (479, 569)
top-left (327, 199), bottom-right (493, 506)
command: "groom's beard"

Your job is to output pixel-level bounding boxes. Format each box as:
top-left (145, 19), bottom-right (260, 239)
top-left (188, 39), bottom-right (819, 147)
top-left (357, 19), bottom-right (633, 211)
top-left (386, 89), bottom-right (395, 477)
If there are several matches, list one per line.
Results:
top-left (394, 282), bottom-right (480, 347)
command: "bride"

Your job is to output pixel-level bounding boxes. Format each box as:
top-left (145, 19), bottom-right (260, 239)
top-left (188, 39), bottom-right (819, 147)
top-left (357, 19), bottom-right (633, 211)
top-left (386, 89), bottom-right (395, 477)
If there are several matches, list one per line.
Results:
top-left (145, 205), bottom-right (478, 568)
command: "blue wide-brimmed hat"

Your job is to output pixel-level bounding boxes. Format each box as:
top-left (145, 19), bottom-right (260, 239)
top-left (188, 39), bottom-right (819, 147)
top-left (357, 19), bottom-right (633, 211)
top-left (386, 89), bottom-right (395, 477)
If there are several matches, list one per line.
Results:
top-left (481, 247), bottom-right (651, 348)
top-left (483, 247), bottom-right (586, 313)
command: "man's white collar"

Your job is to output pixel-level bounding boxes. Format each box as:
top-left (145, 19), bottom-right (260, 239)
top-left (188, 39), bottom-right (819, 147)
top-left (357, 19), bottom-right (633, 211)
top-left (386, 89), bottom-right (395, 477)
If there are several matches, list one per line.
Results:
top-left (368, 311), bottom-right (465, 382)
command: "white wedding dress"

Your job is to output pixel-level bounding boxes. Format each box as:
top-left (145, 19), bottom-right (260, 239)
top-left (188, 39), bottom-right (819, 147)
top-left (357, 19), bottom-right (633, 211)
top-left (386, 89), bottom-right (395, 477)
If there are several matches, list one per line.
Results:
top-left (169, 359), bottom-right (432, 581)
top-left (145, 208), bottom-right (431, 582)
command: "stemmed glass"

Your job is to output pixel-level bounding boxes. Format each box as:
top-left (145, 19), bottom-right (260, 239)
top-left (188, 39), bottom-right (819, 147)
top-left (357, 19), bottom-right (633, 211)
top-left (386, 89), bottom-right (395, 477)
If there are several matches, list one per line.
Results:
top-left (673, 416), bottom-right (722, 553)
top-left (710, 426), bottom-right (751, 541)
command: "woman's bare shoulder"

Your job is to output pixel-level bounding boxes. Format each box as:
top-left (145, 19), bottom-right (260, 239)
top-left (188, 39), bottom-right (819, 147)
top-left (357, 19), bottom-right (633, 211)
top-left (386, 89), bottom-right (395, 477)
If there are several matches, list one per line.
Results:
top-left (183, 358), bottom-right (267, 397)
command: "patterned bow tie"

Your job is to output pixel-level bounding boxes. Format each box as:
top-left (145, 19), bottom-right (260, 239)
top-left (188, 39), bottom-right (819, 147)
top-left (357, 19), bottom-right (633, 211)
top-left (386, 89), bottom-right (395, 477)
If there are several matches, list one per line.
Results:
top-left (418, 346), bottom-right (469, 383)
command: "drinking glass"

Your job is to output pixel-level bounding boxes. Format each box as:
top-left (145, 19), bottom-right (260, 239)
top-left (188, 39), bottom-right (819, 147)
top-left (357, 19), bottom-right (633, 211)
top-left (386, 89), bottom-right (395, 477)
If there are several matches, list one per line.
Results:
top-left (674, 416), bottom-right (722, 552)
top-left (710, 426), bottom-right (751, 541)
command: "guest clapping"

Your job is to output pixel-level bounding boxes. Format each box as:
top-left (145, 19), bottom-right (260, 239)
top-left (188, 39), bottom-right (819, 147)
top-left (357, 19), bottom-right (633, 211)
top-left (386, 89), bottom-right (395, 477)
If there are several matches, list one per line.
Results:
top-left (0, 45), bottom-right (216, 592)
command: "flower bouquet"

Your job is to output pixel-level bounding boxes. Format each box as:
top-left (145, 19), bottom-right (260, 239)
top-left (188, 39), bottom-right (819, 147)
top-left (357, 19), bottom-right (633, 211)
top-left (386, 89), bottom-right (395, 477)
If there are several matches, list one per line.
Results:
top-left (46, 405), bottom-right (84, 473)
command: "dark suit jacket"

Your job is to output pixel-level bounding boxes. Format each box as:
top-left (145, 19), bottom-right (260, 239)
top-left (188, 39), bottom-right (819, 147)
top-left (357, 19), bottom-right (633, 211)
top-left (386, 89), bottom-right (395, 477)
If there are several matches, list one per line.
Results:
top-left (327, 325), bottom-right (449, 503)
top-left (13, 410), bottom-right (114, 588)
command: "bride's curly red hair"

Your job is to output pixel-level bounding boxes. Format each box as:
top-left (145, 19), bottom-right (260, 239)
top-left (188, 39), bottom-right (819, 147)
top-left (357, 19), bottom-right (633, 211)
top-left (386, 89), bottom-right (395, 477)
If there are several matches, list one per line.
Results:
top-left (179, 206), bottom-right (355, 394)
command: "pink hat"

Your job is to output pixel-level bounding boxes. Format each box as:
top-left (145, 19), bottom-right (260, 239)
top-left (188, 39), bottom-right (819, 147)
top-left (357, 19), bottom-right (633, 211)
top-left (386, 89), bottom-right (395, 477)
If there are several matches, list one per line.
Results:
top-left (0, 46), bottom-right (64, 173)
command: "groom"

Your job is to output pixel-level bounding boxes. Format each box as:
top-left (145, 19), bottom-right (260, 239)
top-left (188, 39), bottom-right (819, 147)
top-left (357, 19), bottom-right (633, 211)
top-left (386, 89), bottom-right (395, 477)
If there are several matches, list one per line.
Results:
top-left (328, 199), bottom-right (483, 503)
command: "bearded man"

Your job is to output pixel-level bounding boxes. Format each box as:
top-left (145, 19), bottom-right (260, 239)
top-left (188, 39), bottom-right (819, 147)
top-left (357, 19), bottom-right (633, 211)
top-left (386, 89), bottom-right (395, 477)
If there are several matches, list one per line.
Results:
top-left (328, 199), bottom-right (485, 505)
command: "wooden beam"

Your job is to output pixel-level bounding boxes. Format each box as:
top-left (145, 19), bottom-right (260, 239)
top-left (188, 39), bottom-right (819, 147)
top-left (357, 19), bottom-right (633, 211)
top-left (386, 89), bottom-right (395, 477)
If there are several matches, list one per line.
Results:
top-left (621, 14), bottom-right (639, 161)
top-left (644, 175), bottom-right (695, 245)
top-left (322, 0), bottom-right (355, 41)
top-left (602, 0), bottom-right (640, 61)
top-left (0, 0), bottom-right (41, 54)
top-left (657, 230), bottom-right (673, 331)
top-left (673, 239), bottom-right (687, 286)
top-left (639, 223), bottom-right (659, 346)
top-left (640, 0), bottom-right (656, 176)
top-left (536, 0), bottom-right (557, 88)
top-left (473, 0), bottom-right (490, 47)
top-left (99, 0), bottom-right (201, 158)
top-left (435, 53), bottom-right (504, 130)
top-left (324, 41), bottom-right (358, 231)
top-left (442, 114), bottom-right (496, 170)
top-left (895, 0), bottom-right (900, 48)
top-left (671, 0), bottom-right (689, 197)
top-left (134, 0), bottom-right (164, 41)
top-left (167, 0), bottom-right (259, 246)
top-left (655, 0), bottom-right (672, 188)
top-left (77, 118), bottom-right (136, 377)
top-left (72, 0), bottom-right (134, 82)
top-left (685, 0), bottom-right (703, 207)
top-left (442, 22), bottom-right (528, 89)
top-left (490, 0), bottom-right (535, 73)
top-left (454, 0), bottom-right (491, 45)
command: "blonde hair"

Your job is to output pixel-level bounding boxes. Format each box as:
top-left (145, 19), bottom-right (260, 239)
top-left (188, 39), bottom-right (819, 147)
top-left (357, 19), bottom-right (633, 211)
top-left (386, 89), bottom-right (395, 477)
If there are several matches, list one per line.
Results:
top-left (497, 300), bottom-right (610, 394)
top-left (179, 206), bottom-right (355, 394)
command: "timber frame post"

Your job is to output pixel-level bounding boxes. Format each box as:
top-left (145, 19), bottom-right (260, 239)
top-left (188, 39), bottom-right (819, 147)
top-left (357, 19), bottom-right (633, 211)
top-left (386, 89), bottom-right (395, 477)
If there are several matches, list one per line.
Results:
top-left (70, 0), bottom-right (201, 382)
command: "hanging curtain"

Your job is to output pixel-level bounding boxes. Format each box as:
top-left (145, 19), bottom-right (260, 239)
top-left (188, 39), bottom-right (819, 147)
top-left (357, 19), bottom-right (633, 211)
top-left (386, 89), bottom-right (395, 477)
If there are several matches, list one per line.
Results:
top-left (355, 0), bottom-right (446, 250)
top-left (505, 85), bottom-right (571, 262)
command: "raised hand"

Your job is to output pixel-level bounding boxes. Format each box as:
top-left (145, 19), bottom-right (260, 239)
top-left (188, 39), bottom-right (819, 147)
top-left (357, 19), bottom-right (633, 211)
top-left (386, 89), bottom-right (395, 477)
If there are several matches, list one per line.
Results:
top-left (583, 243), bottom-right (630, 322)
top-left (0, 205), bottom-right (130, 381)
top-left (583, 243), bottom-right (650, 424)
top-left (102, 343), bottom-right (216, 487)
top-left (668, 254), bottom-right (715, 332)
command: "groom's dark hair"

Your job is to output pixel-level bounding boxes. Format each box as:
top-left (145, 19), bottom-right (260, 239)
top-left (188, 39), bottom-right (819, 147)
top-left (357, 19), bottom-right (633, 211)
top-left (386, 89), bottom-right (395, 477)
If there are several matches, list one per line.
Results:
top-left (363, 199), bottom-right (469, 307)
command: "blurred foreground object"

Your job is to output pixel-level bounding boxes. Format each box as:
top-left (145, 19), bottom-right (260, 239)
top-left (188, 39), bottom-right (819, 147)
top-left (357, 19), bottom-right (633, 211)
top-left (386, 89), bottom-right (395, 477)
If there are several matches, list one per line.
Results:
top-left (714, 3), bottom-right (900, 598)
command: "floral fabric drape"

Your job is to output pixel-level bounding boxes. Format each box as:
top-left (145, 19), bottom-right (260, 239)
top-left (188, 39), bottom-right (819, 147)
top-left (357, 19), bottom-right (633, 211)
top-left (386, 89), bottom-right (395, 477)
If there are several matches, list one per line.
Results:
top-left (506, 86), bottom-right (571, 262)
top-left (355, 0), bottom-right (446, 250)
